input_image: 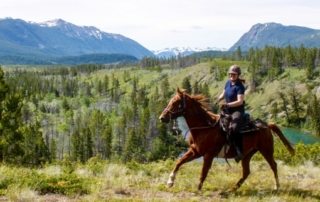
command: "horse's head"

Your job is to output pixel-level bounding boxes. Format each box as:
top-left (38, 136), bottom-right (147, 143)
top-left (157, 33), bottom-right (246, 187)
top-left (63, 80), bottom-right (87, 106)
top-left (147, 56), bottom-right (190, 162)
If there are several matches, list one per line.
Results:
top-left (159, 88), bottom-right (187, 123)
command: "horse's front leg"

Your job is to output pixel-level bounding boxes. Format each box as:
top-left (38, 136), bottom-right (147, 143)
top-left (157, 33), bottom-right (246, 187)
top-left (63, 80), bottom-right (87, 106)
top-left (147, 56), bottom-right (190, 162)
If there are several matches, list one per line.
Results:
top-left (167, 148), bottom-right (199, 187)
top-left (198, 153), bottom-right (214, 191)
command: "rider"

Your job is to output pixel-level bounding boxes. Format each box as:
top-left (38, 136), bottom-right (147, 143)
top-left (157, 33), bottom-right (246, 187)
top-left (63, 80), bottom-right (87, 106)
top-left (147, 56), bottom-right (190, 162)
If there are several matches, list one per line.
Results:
top-left (217, 64), bottom-right (245, 162)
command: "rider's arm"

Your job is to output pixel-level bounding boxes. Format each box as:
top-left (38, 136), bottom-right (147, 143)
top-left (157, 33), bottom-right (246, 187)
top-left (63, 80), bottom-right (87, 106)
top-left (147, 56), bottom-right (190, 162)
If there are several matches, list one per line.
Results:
top-left (217, 90), bottom-right (225, 102)
top-left (227, 94), bottom-right (244, 108)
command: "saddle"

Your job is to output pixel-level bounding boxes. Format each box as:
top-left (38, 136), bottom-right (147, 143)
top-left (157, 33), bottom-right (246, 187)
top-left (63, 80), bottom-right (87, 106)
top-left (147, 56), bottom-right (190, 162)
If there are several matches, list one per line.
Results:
top-left (219, 111), bottom-right (267, 134)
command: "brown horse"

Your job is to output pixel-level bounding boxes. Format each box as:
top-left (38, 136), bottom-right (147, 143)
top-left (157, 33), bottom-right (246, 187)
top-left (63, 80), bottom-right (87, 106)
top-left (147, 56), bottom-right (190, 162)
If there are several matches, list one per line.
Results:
top-left (159, 88), bottom-right (295, 192)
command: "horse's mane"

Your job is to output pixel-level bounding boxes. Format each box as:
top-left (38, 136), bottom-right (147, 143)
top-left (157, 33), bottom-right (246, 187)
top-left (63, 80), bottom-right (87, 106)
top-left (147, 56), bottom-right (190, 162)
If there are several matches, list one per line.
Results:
top-left (187, 93), bottom-right (220, 122)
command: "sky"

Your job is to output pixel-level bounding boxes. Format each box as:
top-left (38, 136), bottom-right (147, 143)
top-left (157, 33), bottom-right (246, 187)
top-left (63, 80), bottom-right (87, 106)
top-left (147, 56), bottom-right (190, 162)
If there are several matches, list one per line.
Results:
top-left (0, 0), bottom-right (320, 50)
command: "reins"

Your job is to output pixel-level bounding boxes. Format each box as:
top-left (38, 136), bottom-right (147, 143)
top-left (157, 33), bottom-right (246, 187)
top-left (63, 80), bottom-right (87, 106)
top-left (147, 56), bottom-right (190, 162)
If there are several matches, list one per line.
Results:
top-left (181, 118), bottom-right (220, 139)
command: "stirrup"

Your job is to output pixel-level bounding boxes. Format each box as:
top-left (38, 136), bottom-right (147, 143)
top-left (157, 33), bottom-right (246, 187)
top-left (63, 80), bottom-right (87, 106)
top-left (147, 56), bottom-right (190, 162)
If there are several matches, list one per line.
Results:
top-left (235, 153), bottom-right (243, 163)
top-left (234, 147), bottom-right (243, 163)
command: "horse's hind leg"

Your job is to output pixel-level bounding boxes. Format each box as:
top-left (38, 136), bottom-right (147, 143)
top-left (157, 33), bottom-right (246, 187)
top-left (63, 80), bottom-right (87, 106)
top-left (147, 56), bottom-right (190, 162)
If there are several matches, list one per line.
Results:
top-left (231, 150), bottom-right (256, 192)
top-left (260, 149), bottom-right (279, 190)
top-left (167, 148), bottom-right (199, 187)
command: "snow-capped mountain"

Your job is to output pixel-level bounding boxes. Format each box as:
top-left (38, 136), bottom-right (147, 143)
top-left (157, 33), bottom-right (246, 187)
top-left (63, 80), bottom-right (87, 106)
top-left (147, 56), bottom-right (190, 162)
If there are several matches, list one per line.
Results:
top-left (0, 18), bottom-right (153, 60)
top-left (37, 19), bottom-right (114, 40)
top-left (153, 47), bottom-right (226, 58)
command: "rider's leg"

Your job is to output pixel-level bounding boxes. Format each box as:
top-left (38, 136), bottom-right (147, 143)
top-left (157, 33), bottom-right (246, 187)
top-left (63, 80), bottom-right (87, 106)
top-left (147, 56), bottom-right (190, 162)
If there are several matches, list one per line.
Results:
top-left (230, 111), bottom-right (243, 162)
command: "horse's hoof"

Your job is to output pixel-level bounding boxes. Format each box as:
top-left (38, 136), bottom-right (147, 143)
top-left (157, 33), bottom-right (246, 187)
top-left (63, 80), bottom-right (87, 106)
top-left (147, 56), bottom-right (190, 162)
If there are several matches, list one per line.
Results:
top-left (167, 182), bottom-right (174, 188)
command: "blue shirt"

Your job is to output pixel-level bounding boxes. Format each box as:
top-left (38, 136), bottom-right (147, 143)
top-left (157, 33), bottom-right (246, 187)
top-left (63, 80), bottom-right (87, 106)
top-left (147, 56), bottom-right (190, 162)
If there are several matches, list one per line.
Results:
top-left (224, 79), bottom-right (245, 113)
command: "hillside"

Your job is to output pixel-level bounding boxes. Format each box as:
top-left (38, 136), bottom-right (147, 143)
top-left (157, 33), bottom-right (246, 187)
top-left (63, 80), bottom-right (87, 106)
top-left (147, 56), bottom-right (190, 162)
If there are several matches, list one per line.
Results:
top-left (229, 23), bottom-right (320, 51)
top-left (0, 18), bottom-right (153, 62)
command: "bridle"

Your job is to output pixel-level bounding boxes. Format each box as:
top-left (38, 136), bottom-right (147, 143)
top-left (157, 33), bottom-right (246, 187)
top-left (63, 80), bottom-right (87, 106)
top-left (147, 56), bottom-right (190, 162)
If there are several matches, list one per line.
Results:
top-left (162, 94), bottom-right (187, 120)
top-left (163, 94), bottom-right (219, 135)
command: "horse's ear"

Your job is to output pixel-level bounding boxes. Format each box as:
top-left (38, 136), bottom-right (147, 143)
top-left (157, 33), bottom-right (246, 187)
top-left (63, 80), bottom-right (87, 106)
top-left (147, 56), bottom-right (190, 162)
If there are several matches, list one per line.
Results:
top-left (177, 87), bottom-right (184, 96)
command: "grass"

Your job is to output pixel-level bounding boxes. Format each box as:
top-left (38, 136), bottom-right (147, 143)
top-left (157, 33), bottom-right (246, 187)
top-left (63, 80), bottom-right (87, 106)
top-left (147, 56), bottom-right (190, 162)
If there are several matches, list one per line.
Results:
top-left (0, 158), bottom-right (319, 201)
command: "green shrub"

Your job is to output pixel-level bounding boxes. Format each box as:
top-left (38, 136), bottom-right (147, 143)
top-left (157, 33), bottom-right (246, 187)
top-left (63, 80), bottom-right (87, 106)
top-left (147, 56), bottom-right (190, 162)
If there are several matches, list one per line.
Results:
top-left (253, 140), bottom-right (320, 165)
top-left (0, 165), bottom-right (93, 196)
top-left (35, 174), bottom-right (91, 196)
top-left (86, 156), bottom-right (105, 176)
top-left (276, 142), bottom-right (320, 165)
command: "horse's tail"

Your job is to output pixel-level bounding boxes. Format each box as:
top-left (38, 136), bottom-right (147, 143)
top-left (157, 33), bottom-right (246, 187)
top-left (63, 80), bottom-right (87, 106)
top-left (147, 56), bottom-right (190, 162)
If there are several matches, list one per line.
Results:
top-left (268, 123), bottom-right (295, 155)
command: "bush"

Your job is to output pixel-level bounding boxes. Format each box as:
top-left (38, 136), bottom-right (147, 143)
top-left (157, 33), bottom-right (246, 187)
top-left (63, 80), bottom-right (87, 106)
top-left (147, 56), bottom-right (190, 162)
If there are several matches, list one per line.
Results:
top-left (276, 142), bottom-right (320, 165)
top-left (86, 156), bottom-right (105, 176)
top-left (35, 174), bottom-right (91, 196)
top-left (253, 140), bottom-right (320, 165)
top-left (0, 165), bottom-right (93, 196)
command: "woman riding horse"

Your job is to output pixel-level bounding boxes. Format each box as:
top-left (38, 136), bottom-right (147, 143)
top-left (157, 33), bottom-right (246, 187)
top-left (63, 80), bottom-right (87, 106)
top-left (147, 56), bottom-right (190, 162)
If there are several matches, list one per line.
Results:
top-left (217, 64), bottom-right (245, 162)
top-left (159, 88), bottom-right (295, 192)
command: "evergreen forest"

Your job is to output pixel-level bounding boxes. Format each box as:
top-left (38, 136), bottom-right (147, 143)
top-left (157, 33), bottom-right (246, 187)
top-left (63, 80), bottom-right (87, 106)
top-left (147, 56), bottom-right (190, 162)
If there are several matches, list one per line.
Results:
top-left (1, 45), bottom-right (320, 166)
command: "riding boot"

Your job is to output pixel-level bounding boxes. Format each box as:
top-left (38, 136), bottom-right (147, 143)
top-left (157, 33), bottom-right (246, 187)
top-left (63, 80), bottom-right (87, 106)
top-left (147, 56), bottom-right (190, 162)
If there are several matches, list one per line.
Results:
top-left (234, 144), bottom-right (243, 163)
top-left (233, 134), bottom-right (243, 163)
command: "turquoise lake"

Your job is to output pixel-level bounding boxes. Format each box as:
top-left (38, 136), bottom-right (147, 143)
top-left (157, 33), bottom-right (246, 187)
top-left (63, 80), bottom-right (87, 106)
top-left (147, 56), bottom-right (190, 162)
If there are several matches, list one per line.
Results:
top-left (282, 128), bottom-right (320, 144)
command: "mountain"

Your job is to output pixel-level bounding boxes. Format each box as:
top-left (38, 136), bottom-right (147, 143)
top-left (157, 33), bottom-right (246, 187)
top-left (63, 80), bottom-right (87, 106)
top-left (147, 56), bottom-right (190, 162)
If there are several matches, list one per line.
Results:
top-left (0, 18), bottom-right (153, 63)
top-left (229, 23), bottom-right (320, 51)
top-left (153, 47), bottom-right (225, 58)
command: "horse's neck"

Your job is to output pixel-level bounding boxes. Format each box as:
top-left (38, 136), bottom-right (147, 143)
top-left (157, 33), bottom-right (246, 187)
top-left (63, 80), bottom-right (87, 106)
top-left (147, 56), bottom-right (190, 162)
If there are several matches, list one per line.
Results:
top-left (183, 113), bottom-right (223, 145)
top-left (184, 107), bottom-right (218, 128)
top-left (184, 113), bottom-right (210, 128)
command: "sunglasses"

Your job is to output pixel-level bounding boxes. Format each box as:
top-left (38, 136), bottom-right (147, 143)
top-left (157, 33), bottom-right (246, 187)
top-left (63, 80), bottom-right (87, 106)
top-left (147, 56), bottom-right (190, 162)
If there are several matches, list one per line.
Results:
top-left (229, 73), bottom-right (237, 76)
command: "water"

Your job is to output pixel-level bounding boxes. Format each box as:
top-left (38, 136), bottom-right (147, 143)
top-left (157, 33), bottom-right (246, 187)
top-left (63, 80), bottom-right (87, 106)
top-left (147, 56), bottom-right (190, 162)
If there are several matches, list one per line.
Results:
top-left (281, 128), bottom-right (320, 144)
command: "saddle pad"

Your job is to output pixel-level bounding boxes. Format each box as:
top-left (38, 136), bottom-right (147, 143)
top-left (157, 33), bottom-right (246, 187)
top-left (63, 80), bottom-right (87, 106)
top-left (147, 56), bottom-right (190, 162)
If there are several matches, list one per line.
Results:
top-left (239, 119), bottom-right (268, 134)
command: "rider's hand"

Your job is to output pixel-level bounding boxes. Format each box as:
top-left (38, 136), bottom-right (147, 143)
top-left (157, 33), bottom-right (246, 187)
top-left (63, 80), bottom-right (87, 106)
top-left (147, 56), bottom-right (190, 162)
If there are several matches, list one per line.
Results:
top-left (220, 103), bottom-right (229, 109)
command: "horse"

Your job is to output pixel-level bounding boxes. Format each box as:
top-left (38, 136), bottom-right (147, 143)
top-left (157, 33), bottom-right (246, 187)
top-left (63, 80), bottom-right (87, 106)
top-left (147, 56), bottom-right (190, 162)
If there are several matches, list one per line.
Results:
top-left (159, 88), bottom-right (295, 192)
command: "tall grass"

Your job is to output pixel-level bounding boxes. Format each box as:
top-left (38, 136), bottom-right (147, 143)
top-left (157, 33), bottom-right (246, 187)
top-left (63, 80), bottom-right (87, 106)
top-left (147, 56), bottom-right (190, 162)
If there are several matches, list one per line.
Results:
top-left (0, 150), bottom-right (319, 201)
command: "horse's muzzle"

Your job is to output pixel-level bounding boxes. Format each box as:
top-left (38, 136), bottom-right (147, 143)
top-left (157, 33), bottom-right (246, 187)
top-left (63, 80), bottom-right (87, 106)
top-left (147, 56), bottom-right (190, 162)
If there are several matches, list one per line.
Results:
top-left (159, 115), bottom-right (170, 123)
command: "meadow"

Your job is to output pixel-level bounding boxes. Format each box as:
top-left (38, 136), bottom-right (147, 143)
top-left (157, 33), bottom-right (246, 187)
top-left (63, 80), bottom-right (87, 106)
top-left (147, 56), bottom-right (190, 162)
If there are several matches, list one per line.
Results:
top-left (0, 141), bottom-right (319, 201)
top-left (0, 157), bottom-right (319, 201)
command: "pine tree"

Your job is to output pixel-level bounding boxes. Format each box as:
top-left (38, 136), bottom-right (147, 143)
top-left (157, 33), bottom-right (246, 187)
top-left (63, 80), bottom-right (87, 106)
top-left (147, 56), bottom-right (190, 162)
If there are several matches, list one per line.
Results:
top-left (288, 85), bottom-right (303, 125)
top-left (83, 127), bottom-right (93, 161)
top-left (102, 119), bottom-right (112, 159)
top-left (0, 93), bottom-right (24, 163)
top-left (278, 91), bottom-right (290, 124)
top-left (192, 81), bottom-right (200, 94)
top-left (248, 52), bottom-right (260, 92)
top-left (181, 77), bottom-right (192, 94)
top-left (71, 129), bottom-right (81, 161)
top-left (88, 109), bottom-right (105, 156)
top-left (283, 45), bottom-right (296, 67)
top-left (270, 102), bottom-right (279, 122)
top-left (20, 121), bottom-right (50, 165)
top-left (200, 83), bottom-right (210, 98)
top-left (123, 128), bottom-right (144, 162)
top-left (305, 49), bottom-right (316, 80)
top-left (103, 75), bottom-right (109, 95)
top-left (50, 138), bottom-right (57, 161)
top-left (159, 76), bottom-right (172, 100)
top-left (308, 95), bottom-right (320, 136)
